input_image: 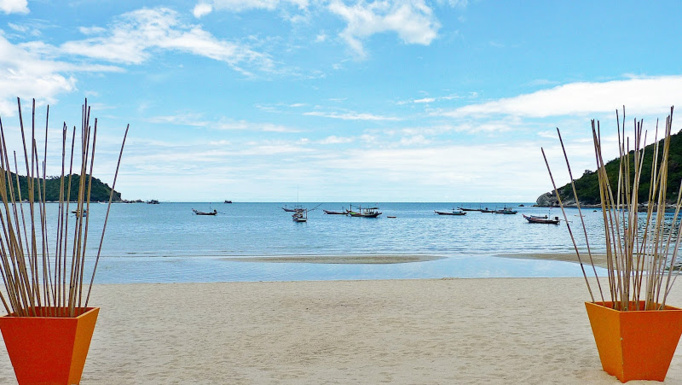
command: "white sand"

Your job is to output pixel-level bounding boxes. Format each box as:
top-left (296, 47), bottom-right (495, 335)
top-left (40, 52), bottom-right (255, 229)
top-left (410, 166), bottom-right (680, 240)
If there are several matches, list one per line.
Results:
top-left (1, 277), bottom-right (681, 384)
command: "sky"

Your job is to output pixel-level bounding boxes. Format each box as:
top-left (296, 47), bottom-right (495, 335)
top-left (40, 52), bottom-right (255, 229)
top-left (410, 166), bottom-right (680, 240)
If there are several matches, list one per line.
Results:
top-left (1, 0), bottom-right (682, 202)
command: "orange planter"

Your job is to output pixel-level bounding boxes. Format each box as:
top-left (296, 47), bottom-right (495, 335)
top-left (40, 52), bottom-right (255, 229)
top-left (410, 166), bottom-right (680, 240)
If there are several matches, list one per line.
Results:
top-left (585, 301), bottom-right (682, 383)
top-left (0, 307), bottom-right (99, 385)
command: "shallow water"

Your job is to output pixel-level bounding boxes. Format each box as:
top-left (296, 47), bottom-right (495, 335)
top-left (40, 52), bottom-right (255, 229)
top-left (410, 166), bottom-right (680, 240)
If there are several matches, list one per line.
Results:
top-left (30, 201), bottom-right (611, 283)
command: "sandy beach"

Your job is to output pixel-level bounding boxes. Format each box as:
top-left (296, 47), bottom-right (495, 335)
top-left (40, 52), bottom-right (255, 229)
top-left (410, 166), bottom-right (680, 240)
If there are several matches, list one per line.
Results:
top-left (0, 277), bottom-right (680, 384)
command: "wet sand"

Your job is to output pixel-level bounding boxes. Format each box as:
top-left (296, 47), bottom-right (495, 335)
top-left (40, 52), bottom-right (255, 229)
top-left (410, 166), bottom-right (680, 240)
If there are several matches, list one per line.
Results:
top-left (224, 252), bottom-right (605, 269)
top-left (222, 254), bottom-right (445, 264)
top-left (496, 252), bottom-right (609, 269)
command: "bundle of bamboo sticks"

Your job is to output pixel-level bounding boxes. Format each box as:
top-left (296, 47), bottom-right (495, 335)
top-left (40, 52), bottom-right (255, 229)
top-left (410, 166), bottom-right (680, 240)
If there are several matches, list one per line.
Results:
top-left (543, 106), bottom-right (680, 311)
top-left (0, 98), bottom-right (127, 317)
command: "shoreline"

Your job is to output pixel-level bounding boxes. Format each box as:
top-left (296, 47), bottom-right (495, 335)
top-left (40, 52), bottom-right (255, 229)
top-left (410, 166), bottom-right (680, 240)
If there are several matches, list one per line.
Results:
top-left (495, 252), bottom-right (609, 269)
top-left (221, 254), bottom-right (446, 264)
top-left (86, 253), bottom-right (602, 284)
top-left (222, 252), bottom-right (597, 267)
top-left (2, 278), bottom-right (679, 384)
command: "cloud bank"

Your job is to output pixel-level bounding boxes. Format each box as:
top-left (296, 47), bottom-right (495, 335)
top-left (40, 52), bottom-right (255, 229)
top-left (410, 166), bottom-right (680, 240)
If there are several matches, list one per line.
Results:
top-left (440, 76), bottom-right (682, 119)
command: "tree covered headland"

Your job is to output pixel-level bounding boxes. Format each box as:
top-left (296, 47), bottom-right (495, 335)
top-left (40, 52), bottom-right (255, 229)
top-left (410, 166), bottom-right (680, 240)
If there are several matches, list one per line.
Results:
top-left (540, 129), bottom-right (682, 206)
top-left (2, 172), bottom-right (121, 202)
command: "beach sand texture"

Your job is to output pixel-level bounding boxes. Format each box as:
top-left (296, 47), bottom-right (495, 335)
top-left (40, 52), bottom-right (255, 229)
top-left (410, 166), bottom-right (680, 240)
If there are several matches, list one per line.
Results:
top-left (0, 277), bottom-right (681, 384)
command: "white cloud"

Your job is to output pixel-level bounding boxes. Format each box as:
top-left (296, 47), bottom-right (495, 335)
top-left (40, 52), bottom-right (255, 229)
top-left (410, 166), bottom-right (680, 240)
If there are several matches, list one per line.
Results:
top-left (79, 26), bottom-right (107, 35)
top-left (260, 123), bottom-right (301, 132)
top-left (399, 134), bottom-right (429, 145)
top-left (440, 76), bottom-right (682, 119)
top-left (304, 110), bottom-right (400, 121)
top-left (147, 113), bottom-right (300, 132)
top-left (0, 0), bottom-right (28, 14)
top-left (193, 3), bottom-right (213, 18)
top-left (0, 6), bottom-right (279, 116)
top-left (398, 93), bottom-right (461, 105)
top-left (192, 0), bottom-right (309, 17)
top-left (319, 135), bottom-right (354, 144)
top-left (446, 117), bottom-right (520, 134)
top-left (193, 0), bottom-right (450, 57)
top-left (308, 141), bottom-right (549, 199)
top-left (328, 0), bottom-right (440, 57)
top-left (7, 22), bottom-right (27, 33)
top-left (0, 36), bottom-right (76, 115)
top-left (436, 0), bottom-right (468, 7)
top-left (122, 132), bottom-right (552, 201)
top-left (147, 113), bottom-right (208, 127)
top-left (60, 8), bottom-right (274, 75)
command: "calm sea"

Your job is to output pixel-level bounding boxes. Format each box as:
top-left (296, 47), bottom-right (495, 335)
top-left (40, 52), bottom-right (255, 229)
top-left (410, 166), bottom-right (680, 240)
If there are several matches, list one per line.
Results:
top-left (40, 202), bottom-right (609, 283)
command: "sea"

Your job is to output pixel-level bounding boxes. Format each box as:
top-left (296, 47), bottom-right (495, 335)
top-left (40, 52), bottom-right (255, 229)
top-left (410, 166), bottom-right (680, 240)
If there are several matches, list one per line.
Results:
top-left (43, 201), bottom-right (611, 284)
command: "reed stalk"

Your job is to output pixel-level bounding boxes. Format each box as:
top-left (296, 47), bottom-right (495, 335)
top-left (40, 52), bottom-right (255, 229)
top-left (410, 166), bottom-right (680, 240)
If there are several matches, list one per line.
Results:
top-left (0, 98), bottom-right (127, 318)
top-left (545, 106), bottom-right (680, 310)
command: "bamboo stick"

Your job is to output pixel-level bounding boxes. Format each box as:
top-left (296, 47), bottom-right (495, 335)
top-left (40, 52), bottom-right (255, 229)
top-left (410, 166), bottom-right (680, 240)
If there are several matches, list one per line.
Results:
top-left (541, 147), bottom-right (596, 302)
top-left (555, 128), bottom-right (605, 302)
top-left (550, 106), bottom-right (681, 311)
top-left (0, 98), bottom-right (127, 317)
top-left (85, 123), bottom-right (128, 307)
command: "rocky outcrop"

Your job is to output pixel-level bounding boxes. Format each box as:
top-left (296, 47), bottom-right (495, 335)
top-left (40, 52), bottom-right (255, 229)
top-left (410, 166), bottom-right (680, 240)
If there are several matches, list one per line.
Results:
top-left (535, 191), bottom-right (579, 207)
top-left (535, 192), bottom-right (558, 207)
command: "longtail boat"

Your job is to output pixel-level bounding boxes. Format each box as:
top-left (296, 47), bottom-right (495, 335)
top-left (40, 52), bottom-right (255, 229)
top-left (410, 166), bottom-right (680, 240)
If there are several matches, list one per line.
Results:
top-left (348, 206), bottom-right (382, 218)
top-left (435, 209), bottom-right (466, 216)
top-left (292, 209), bottom-right (308, 222)
top-left (523, 214), bottom-right (560, 224)
top-left (193, 209), bottom-right (217, 216)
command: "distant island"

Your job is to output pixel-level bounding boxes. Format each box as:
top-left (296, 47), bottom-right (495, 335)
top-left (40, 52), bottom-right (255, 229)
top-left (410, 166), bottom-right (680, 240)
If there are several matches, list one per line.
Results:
top-left (3, 172), bottom-right (121, 202)
top-left (537, 128), bottom-right (682, 207)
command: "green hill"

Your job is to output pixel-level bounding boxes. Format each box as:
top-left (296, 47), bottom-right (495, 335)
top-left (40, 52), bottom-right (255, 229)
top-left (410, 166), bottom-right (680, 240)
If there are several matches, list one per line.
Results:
top-left (2, 172), bottom-right (121, 202)
top-left (537, 129), bottom-right (682, 206)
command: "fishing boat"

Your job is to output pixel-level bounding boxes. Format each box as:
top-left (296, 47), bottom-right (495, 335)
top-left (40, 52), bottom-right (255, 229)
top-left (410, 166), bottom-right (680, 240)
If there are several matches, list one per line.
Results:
top-left (282, 205), bottom-right (304, 213)
top-left (458, 207), bottom-right (481, 212)
top-left (523, 214), bottom-right (560, 224)
top-left (323, 209), bottom-right (348, 215)
top-left (434, 209), bottom-right (466, 216)
top-left (292, 209), bottom-right (307, 222)
top-left (193, 209), bottom-right (217, 216)
top-left (224, 200), bottom-right (232, 204)
top-left (348, 206), bottom-right (382, 218)
top-left (494, 207), bottom-right (518, 214)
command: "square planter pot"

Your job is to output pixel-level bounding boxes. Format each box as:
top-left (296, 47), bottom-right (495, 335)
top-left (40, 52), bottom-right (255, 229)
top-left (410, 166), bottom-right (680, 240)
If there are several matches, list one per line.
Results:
top-left (0, 307), bottom-right (99, 385)
top-left (585, 301), bottom-right (682, 383)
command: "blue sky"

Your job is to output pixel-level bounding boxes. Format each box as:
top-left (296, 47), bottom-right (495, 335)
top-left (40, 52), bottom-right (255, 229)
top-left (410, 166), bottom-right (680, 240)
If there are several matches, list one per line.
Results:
top-left (1, 0), bottom-right (682, 202)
